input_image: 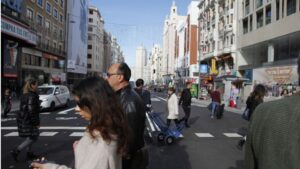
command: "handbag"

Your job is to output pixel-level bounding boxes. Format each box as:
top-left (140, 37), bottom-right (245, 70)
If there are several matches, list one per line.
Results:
top-left (242, 108), bottom-right (250, 121)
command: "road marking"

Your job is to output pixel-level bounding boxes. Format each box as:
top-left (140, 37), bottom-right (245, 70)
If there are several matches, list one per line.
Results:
top-left (1, 118), bottom-right (16, 122)
top-left (40, 132), bottom-right (58, 136)
top-left (156, 96), bottom-right (166, 101)
top-left (56, 117), bottom-right (78, 120)
top-left (40, 112), bottom-right (51, 115)
top-left (2, 126), bottom-right (86, 130)
top-left (223, 133), bottom-right (242, 137)
top-left (151, 98), bottom-right (161, 102)
top-left (57, 107), bottom-right (75, 114)
top-left (70, 132), bottom-right (85, 137)
top-left (195, 133), bottom-right (214, 138)
top-left (4, 132), bottom-right (18, 136)
top-left (146, 127), bottom-right (152, 138)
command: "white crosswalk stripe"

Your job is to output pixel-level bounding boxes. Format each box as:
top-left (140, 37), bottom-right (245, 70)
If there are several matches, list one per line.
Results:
top-left (223, 133), bottom-right (242, 137)
top-left (40, 132), bottom-right (58, 136)
top-left (151, 98), bottom-right (160, 102)
top-left (57, 108), bottom-right (75, 114)
top-left (69, 132), bottom-right (85, 137)
top-left (4, 132), bottom-right (18, 136)
top-left (195, 133), bottom-right (214, 138)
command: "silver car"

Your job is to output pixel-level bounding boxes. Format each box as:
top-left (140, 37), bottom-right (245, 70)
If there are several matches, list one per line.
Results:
top-left (38, 85), bottom-right (71, 110)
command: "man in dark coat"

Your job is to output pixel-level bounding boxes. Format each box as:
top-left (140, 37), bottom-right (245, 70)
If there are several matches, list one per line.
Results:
top-left (135, 79), bottom-right (151, 112)
top-left (179, 82), bottom-right (192, 128)
top-left (106, 62), bottom-right (148, 169)
top-left (244, 57), bottom-right (300, 169)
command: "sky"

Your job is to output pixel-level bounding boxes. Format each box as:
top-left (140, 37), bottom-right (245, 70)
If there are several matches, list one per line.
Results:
top-left (89, 0), bottom-right (192, 67)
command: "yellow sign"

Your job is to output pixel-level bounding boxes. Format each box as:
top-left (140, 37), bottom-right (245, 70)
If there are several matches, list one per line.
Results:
top-left (210, 59), bottom-right (218, 75)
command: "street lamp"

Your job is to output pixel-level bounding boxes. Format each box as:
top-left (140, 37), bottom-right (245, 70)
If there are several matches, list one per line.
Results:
top-left (65, 13), bottom-right (75, 85)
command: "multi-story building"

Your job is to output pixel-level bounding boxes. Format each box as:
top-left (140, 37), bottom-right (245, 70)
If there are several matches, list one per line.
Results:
top-left (150, 44), bottom-right (163, 84)
top-left (135, 46), bottom-right (147, 79)
top-left (1, 1), bottom-right (38, 92)
top-left (87, 6), bottom-right (104, 77)
top-left (103, 30), bottom-right (112, 71)
top-left (18, 0), bottom-right (66, 85)
top-left (237, 0), bottom-right (300, 100)
top-left (111, 37), bottom-right (124, 64)
top-left (162, 1), bottom-right (186, 85)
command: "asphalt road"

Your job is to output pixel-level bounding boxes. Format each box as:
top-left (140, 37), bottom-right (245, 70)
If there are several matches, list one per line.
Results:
top-left (1, 92), bottom-right (248, 169)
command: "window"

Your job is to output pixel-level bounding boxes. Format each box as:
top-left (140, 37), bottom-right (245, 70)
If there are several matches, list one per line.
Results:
top-left (60, 0), bottom-right (64, 8)
top-left (37, 14), bottom-right (43, 26)
top-left (266, 5), bottom-right (271, 25)
top-left (249, 15), bottom-right (253, 31)
top-left (256, 0), bottom-right (263, 8)
top-left (88, 35), bottom-right (92, 40)
top-left (54, 0), bottom-right (58, 3)
top-left (276, 0), bottom-right (280, 20)
top-left (89, 10), bottom-right (93, 14)
top-left (53, 8), bottom-right (58, 19)
top-left (37, 0), bottom-right (43, 7)
top-left (256, 10), bottom-right (263, 28)
top-left (53, 25), bottom-right (57, 35)
top-left (46, 2), bottom-right (51, 14)
top-left (37, 35), bottom-right (42, 43)
top-left (243, 18), bottom-right (248, 34)
top-left (45, 20), bottom-right (50, 31)
top-left (88, 45), bottom-right (92, 49)
top-left (245, 0), bottom-right (250, 16)
top-left (53, 41), bottom-right (57, 48)
top-left (87, 64), bottom-right (92, 68)
top-left (287, 0), bottom-right (296, 16)
top-left (26, 8), bottom-right (34, 20)
top-left (59, 29), bottom-right (63, 39)
top-left (89, 18), bottom-right (93, 23)
top-left (88, 54), bottom-right (92, 58)
top-left (59, 14), bottom-right (63, 22)
top-left (88, 26), bottom-right (93, 31)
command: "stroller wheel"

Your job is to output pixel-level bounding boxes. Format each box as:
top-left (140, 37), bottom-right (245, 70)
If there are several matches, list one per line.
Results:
top-left (165, 136), bottom-right (174, 145)
top-left (157, 133), bottom-right (165, 142)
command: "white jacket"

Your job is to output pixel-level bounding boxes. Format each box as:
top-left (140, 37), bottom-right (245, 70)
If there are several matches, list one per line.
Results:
top-left (167, 93), bottom-right (179, 119)
top-left (43, 131), bottom-right (121, 169)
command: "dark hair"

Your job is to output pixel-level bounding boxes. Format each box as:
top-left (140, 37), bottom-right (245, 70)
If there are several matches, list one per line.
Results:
top-left (168, 87), bottom-right (176, 93)
top-left (250, 84), bottom-right (266, 101)
top-left (281, 89), bottom-right (289, 96)
top-left (135, 79), bottom-right (144, 87)
top-left (23, 78), bottom-right (38, 94)
top-left (117, 62), bottom-right (131, 82)
top-left (72, 77), bottom-right (129, 155)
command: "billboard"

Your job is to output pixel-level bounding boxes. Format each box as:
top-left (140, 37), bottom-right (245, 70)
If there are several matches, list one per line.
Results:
top-left (67, 0), bottom-right (88, 74)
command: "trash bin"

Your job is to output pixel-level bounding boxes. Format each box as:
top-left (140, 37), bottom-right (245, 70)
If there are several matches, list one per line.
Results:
top-left (236, 97), bottom-right (241, 109)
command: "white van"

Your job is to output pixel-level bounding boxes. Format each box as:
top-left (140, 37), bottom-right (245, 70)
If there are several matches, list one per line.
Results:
top-left (38, 85), bottom-right (71, 110)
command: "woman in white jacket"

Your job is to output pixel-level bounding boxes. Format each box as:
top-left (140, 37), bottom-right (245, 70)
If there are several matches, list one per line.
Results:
top-left (166, 87), bottom-right (179, 127)
top-left (31, 77), bottom-right (129, 169)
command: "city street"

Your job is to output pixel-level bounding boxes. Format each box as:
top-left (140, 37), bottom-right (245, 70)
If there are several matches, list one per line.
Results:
top-left (1, 92), bottom-right (248, 169)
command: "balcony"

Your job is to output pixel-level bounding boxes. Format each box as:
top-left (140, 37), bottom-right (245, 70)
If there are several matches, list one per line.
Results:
top-left (224, 24), bottom-right (233, 33)
top-left (36, 42), bottom-right (65, 57)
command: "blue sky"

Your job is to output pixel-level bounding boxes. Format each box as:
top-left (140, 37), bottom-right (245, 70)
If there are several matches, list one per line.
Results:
top-left (89, 0), bottom-right (191, 67)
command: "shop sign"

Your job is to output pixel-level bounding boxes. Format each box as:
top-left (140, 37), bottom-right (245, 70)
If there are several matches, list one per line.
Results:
top-left (253, 65), bottom-right (298, 85)
top-left (200, 64), bottom-right (208, 74)
top-left (1, 17), bottom-right (37, 45)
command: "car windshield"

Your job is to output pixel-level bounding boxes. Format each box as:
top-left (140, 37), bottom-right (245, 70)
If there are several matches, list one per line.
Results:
top-left (38, 87), bottom-right (54, 95)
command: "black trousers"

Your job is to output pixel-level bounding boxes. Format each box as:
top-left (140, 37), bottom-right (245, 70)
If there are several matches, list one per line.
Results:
top-left (182, 105), bottom-right (191, 124)
top-left (166, 119), bottom-right (179, 127)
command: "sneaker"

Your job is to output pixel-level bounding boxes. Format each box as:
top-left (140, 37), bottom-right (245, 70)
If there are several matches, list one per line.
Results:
top-left (210, 115), bottom-right (214, 119)
top-left (11, 149), bottom-right (20, 162)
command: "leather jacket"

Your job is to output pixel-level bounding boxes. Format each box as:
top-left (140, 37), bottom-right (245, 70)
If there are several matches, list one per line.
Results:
top-left (179, 88), bottom-right (192, 106)
top-left (116, 84), bottom-right (146, 156)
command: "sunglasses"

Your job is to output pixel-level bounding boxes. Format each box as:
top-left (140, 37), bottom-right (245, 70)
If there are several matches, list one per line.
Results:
top-left (107, 72), bottom-right (122, 78)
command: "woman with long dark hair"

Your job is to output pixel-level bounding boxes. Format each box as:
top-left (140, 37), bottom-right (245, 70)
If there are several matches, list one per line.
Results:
top-left (11, 78), bottom-right (40, 161)
top-left (32, 77), bottom-right (129, 169)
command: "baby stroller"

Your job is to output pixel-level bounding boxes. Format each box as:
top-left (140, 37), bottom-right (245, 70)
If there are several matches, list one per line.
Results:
top-left (146, 111), bottom-right (184, 145)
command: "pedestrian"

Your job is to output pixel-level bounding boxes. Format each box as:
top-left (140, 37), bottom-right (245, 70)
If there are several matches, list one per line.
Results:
top-left (11, 78), bottom-right (40, 161)
top-left (244, 57), bottom-right (300, 169)
top-left (2, 88), bottom-right (12, 118)
top-left (135, 78), bottom-right (151, 112)
top-left (209, 88), bottom-right (221, 119)
top-left (178, 82), bottom-right (192, 127)
top-left (31, 77), bottom-right (129, 169)
top-left (280, 88), bottom-right (289, 97)
top-left (106, 62), bottom-right (148, 169)
top-left (237, 84), bottom-right (266, 149)
top-left (167, 87), bottom-right (179, 128)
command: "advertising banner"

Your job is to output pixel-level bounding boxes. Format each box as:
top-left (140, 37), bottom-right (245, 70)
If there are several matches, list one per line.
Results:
top-left (253, 65), bottom-right (298, 85)
top-left (2, 39), bottom-right (19, 77)
top-left (67, 0), bottom-right (88, 74)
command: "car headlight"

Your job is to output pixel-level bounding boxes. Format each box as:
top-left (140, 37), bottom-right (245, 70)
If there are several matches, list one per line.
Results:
top-left (42, 98), bottom-right (48, 102)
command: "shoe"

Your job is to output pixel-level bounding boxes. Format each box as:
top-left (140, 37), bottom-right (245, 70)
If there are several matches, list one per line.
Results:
top-left (27, 152), bottom-right (40, 160)
top-left (210, 116), bottom-right (214, 119)
top-left (11, 149), bottom-right (20, 162)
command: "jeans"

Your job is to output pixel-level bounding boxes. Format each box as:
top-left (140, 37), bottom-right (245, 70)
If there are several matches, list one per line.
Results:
top-left (211, 101), bottom-right (220, 117)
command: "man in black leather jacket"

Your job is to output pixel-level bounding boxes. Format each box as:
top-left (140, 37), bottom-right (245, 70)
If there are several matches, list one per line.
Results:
top-left (106, 62), bottom-right (147, 169)
top-left (179, 82), bottom-right (192, 128)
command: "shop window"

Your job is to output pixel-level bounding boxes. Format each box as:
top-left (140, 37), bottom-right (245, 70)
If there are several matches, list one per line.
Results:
top-left (256, 10), bottom-right (263, 28)
top-left (287, 0), bottom-right (296, 16)
top-left (266, 5), bottom-right (272, 25)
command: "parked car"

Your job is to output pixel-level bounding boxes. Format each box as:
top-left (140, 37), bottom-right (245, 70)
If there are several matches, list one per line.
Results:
top-left (38, 85), bottom-right (71, 110)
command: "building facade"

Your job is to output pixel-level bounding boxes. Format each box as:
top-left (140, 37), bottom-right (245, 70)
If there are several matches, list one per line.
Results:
top-left (87, 6), bottom-right (104, 77)
top-left (103, 30), bottom-right (112, 72)
top-left (150, 44), bottom-right (163, 84)
top-left (135, 46), bottom-right (147, 80)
